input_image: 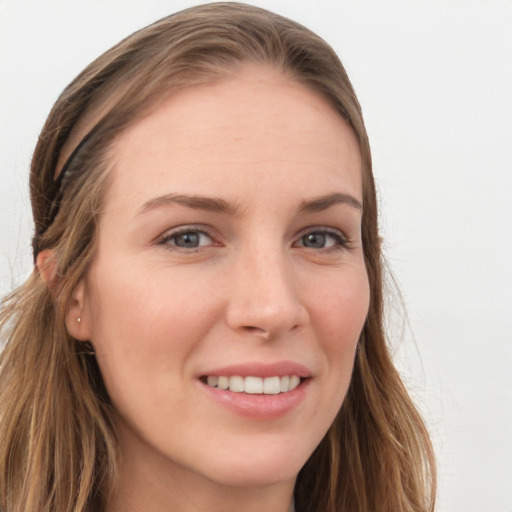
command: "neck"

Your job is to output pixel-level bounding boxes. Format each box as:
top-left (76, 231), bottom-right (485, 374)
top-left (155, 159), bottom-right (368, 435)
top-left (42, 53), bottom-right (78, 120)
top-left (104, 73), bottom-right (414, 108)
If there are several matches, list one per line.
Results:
top-left (108, 469), bottom-right (295, 512)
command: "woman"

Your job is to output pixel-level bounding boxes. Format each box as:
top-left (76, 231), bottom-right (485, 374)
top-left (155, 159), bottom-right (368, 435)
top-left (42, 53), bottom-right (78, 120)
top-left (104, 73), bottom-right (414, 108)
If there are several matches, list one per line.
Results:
top-left (0, 3), bottom-right (436, 511)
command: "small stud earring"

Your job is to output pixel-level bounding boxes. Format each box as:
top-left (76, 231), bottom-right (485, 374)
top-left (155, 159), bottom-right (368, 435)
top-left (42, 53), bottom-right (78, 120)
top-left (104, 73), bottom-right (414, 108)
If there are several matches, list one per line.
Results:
top-left (77, 317), bottom-right (81, 324)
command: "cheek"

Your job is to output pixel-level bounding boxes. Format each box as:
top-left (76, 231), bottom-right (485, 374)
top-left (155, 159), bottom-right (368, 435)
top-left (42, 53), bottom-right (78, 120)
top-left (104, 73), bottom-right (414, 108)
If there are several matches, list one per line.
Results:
top-left (90, 255), bottom-right (215, 335)
top-left (85, 258), bottom-right (221, 396)
top-left (294, 267), bottom-right (369, 449)
top-left (308, 267), bottom-right (369, 396)
top-left (311, 268), bottom-right (370, 344)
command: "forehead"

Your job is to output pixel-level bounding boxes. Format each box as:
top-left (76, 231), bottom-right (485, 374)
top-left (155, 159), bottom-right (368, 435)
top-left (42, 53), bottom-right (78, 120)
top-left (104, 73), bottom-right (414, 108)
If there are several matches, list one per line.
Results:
top-left (106, 64), bottom-right (362, 210)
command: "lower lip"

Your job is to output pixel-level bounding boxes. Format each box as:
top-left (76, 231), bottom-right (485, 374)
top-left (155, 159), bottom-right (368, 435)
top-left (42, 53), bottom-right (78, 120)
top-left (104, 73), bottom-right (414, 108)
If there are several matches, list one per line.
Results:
top-left (200, 379), bottom-right (310, 419)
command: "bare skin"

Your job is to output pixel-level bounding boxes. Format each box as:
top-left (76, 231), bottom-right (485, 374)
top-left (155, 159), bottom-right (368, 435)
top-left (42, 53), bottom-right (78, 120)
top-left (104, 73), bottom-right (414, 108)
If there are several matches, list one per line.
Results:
top-left (66, 64), bottom-right (369, 512)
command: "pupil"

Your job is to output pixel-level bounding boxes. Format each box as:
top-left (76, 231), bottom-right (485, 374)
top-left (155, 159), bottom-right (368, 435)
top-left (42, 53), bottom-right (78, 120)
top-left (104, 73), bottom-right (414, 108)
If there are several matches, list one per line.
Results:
top-left (176, 232), bottom-right (199, 248)
top-left (303, 233), bottom-right (325, 248)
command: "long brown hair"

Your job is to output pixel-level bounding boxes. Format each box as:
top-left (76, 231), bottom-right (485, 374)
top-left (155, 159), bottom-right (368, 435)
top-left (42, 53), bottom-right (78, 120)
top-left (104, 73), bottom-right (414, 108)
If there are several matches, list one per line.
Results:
top-left (0, 3), bottom-right (436, 511)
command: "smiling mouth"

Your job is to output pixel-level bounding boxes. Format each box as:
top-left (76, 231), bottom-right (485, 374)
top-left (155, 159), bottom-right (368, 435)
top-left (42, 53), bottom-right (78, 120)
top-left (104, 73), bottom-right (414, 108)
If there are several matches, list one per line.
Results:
top-left (201, 375), bottom-right (304, 394)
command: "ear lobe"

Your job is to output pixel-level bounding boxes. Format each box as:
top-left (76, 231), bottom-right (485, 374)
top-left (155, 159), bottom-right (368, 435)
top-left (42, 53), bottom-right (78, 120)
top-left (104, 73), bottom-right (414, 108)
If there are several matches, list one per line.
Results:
top-left (65, 280), bottom-right (92, 341)
top-left (37, 250), bottom-right (93, 342)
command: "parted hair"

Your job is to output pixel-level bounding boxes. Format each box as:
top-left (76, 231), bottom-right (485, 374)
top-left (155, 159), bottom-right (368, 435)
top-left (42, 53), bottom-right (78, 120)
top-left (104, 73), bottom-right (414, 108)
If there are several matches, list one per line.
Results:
top-left (0, 3), bottom-right (436, 511)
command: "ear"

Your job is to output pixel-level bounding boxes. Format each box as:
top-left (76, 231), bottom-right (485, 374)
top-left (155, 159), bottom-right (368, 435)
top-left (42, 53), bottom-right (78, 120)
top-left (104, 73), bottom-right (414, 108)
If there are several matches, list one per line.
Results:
top-left (36, 249), bottom-right (57, 284)
top-left (37, 250), bottom-right (93, 341)
top-left (65, 279), bottom-right (93, 342)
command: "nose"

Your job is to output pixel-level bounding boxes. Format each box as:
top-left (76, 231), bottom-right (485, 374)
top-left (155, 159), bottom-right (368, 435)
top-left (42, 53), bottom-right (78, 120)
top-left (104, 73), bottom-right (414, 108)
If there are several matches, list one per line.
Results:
top-left (225, 244), bottom-right (308, 340)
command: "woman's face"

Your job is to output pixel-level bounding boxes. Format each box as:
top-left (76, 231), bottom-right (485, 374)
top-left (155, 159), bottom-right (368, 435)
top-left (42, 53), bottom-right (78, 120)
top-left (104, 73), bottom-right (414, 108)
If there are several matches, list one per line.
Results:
top-left (75, 65), bottom-right (369, 493)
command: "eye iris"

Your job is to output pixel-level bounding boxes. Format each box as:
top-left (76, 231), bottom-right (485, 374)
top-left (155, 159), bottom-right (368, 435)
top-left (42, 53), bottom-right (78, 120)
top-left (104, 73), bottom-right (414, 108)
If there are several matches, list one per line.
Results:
top-left (303, 232), bottom-right (326, 248)
top-left (175, 232), bottom-right (200, 248)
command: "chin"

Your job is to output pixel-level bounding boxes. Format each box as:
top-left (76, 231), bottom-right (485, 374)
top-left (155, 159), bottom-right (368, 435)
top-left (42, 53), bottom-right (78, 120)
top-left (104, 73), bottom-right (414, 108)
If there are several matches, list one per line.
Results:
top-left (206, 461), bottom-right (299, 488)
top-left (195, 435), bottom-right (313, 488)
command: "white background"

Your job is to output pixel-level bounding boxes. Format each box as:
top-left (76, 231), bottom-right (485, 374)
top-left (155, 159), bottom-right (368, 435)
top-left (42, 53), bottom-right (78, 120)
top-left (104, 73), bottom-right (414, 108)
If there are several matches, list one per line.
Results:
top-left (1, 1), bottom-right (511, 511)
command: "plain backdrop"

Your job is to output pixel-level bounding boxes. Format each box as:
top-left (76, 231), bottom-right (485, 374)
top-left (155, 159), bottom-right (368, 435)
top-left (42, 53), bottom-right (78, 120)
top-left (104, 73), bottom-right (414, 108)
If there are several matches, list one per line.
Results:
top-left (1, 1), bottom-right (511, 511)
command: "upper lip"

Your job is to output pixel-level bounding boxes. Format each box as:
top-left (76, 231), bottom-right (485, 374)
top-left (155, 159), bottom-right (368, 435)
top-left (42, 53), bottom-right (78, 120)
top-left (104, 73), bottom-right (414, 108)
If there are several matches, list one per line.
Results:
top-left (199, 361), bottom-right (312, 378)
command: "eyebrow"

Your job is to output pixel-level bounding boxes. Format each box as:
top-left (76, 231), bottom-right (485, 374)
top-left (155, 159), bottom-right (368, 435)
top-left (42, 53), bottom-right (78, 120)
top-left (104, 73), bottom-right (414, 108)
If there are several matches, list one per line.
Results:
top-left (137, 194), bottom-right (244, 217)
top-left (299, 192), bottom-right (363, 212)
top-left (137, 191), bottom-right (362, 218)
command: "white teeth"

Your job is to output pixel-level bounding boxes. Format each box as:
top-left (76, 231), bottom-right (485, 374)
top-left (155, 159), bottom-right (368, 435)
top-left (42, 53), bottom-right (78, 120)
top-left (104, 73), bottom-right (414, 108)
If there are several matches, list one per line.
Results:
top-left (263, 376), bottom-right (281, 395)
top-left (205, 375), bottom-right (303, 394)
top-left (244, 376), bottom-right (263, 394)
top-left (218, 376), bottom-right (229, 390)
top-left (229, 376), bottom-right (244, 392)
top-left (207, 376), bottom-right (218, 387)
top-left (289, 375), bottom-right (300, 391)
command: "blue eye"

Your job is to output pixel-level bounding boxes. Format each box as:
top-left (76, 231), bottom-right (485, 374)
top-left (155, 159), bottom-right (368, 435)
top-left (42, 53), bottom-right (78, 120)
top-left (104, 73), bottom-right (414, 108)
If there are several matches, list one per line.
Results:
top-left (160, 229), bottom-right (213, 249)
top-left (295, 229), bottom-right (347, 249)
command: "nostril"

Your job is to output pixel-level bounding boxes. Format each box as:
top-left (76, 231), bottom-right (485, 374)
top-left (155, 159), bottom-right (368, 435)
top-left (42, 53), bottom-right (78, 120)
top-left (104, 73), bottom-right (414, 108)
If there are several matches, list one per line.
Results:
top-left (242, 326), bottom-right (270, 338)
top-left (243, 326), bottom-right (266, 332)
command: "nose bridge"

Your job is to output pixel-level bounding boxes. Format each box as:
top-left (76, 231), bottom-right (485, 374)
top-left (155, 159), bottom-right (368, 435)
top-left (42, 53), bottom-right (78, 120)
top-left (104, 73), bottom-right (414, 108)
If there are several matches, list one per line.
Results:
top-left (226, 236), bottom-right (306, 338)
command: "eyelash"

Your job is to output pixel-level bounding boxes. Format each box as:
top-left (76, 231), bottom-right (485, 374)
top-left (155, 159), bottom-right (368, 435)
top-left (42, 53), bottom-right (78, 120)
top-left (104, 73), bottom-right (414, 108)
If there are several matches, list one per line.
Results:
top-left (156, 225), bottom-right (350, 252)
top-left (293, 227), bottom-right (350, 252)
top-left (157, 226), bottom-right (215, 252)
